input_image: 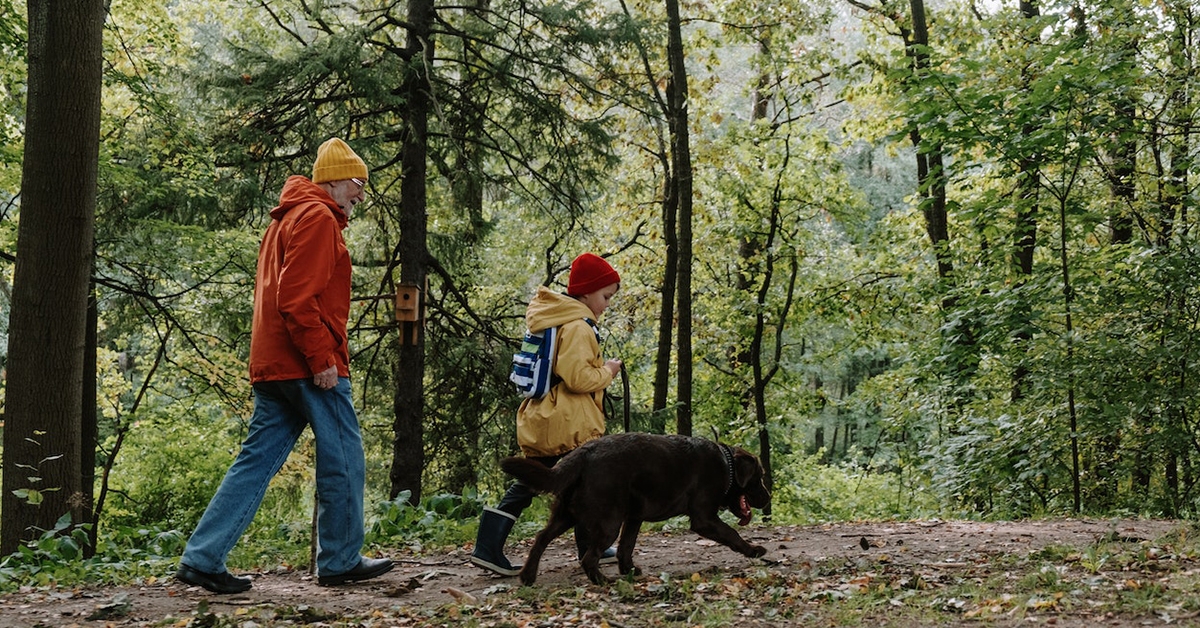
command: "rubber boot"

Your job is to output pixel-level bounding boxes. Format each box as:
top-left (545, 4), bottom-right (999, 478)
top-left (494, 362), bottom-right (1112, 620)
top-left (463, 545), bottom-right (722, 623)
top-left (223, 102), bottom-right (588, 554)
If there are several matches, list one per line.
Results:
top-left (470, 508), bottom-right (521, 576)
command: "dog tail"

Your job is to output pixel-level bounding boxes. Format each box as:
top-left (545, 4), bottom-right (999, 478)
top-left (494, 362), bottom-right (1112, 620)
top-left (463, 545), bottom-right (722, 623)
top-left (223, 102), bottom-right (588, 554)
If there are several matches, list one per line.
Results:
top-left (500, 457), bottom-right (560, 493)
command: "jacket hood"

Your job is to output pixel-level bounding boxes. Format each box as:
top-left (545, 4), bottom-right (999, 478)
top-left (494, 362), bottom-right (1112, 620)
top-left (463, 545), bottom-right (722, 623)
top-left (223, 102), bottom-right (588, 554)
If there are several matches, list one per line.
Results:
top-left (270, 175), bottom-right (347, 228)
top-left (525, 286), bottom-right (594, 332)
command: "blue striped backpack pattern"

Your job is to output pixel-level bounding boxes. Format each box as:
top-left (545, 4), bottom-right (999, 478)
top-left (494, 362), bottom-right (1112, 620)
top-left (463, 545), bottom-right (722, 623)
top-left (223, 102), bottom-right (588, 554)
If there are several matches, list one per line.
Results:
top-left (510, 326), bottom-right (559, 399)
top-left (510, 318), bottom-right (600, 399)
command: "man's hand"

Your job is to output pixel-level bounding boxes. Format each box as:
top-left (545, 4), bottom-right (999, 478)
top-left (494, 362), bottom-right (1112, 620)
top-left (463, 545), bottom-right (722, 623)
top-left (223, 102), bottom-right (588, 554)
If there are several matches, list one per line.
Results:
top-left (313, 365), bottom-right (339, 390)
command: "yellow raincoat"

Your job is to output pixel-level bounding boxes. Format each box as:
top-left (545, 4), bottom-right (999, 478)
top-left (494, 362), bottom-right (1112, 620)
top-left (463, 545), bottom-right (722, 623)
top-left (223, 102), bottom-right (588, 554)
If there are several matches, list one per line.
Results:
top-left (516, 286), bottom-right (614, 457)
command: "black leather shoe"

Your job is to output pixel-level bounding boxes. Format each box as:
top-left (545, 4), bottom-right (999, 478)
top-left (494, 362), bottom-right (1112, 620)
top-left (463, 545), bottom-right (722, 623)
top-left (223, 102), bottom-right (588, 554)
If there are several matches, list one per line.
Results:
top-left (317, 557), bottom-right (394, 586)
top-left (176, 563), bottom-right (252, 594)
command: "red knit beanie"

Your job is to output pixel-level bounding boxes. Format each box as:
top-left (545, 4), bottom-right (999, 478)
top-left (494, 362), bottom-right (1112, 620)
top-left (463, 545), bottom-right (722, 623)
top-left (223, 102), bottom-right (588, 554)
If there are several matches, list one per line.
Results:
top-left (567, 253), bottom-right (620, 296)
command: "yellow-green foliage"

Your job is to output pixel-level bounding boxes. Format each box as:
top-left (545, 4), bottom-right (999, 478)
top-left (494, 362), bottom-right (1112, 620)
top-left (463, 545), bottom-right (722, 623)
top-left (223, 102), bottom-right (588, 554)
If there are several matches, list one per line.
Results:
top-left (772, 450), bottom-right (944, 524)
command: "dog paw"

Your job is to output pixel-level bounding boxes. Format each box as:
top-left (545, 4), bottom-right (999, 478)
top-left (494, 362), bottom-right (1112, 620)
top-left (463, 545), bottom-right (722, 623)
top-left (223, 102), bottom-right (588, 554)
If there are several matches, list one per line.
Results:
top-left (746, 545), bottom-right (767, 558)
top-left (519, 571), bottom-right (537, 586)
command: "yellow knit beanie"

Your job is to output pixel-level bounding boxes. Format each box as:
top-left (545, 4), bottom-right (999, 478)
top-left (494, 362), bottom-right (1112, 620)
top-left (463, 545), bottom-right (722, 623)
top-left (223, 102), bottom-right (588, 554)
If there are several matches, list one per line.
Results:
top-left (312, 137), bottom-right (368, 184)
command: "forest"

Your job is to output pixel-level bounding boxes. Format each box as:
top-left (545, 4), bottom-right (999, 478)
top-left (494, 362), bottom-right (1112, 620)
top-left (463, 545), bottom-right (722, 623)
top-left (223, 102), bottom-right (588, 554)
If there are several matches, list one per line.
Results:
top-left (0, 0), bottom-right (1197, 590)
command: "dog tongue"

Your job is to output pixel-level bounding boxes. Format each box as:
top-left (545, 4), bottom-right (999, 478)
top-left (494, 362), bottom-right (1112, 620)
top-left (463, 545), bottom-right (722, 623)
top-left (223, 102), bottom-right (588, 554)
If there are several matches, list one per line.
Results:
top-left (736, 495), bottom-right (752, 526)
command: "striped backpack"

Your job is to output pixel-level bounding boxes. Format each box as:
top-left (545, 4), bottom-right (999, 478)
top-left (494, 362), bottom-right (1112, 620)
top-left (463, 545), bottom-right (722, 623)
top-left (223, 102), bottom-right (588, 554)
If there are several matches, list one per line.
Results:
top-left (510, 318), bottom-right (598, 399)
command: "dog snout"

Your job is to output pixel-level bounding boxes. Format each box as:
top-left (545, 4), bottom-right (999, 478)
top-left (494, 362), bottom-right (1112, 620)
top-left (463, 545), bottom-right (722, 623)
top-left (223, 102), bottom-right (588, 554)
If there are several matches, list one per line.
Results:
top-left (749, 482), bottom-right (771, 509)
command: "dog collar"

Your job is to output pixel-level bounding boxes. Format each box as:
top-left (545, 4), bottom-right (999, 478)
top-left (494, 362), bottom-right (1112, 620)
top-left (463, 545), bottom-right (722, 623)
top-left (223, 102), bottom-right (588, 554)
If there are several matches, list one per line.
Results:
top-left (719, 444), bottom-right (734, 495)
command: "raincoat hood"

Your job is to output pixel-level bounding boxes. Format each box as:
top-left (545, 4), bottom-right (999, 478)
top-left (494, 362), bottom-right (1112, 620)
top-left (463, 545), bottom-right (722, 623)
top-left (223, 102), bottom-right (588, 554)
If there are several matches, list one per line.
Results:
top-left (270, 175), bottom-right (348, 228)
top-left (525, 286), bottom-right (596, 333)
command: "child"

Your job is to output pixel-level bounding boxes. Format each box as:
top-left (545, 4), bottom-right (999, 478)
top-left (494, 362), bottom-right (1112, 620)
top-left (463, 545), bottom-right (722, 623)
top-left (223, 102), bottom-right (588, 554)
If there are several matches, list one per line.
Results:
top-left (471, 253), bottom-right (623, 575)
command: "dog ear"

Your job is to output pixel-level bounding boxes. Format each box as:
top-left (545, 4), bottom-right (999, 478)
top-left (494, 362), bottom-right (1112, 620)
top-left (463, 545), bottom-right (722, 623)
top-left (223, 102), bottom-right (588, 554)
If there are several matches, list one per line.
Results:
top-left (732, 451), bottom-right (761, 488)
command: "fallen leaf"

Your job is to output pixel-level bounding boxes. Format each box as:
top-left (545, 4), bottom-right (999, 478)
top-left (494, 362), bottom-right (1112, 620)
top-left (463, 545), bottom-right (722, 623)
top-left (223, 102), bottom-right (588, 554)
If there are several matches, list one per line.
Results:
top-left (387, 577), bottom-right (422, 597)
top-left (444, 586), bottom-right (479, 605)
top-left (87, 593), bottom-right (132, 620)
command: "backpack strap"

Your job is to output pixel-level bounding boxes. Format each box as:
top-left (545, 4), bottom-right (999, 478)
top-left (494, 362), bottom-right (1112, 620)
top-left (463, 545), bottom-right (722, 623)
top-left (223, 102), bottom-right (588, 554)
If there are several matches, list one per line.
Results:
top-left (584, 317), bottom-right (601, 344)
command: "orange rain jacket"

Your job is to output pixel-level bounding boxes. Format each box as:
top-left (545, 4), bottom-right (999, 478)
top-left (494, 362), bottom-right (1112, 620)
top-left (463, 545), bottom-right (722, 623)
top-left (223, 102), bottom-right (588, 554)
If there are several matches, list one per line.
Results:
top-left (249, 175), bottom-right (351, 384)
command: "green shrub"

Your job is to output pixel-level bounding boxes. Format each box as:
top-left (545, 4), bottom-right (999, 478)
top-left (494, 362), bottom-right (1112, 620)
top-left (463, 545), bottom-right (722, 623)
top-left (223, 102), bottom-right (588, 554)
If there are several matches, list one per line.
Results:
top-left (367, 490), bottom-right (481, 551)
top-left (102, 413), bottom-right (246, 529)
top-left (771, 449), bottom-right (946, 523)
top-left (0, 514), bottom-right (184, 592)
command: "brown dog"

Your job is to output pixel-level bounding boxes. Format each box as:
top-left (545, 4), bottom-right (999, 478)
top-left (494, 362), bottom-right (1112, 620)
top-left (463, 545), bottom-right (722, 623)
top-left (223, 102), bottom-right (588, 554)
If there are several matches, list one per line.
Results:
top-left (501, 432), bottom-right (771, 585)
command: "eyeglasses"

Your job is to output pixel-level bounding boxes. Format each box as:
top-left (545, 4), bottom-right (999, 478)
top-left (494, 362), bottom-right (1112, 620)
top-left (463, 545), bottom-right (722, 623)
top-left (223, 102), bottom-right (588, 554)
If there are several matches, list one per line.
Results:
top-left (351, 178), bottom-right (365, 190)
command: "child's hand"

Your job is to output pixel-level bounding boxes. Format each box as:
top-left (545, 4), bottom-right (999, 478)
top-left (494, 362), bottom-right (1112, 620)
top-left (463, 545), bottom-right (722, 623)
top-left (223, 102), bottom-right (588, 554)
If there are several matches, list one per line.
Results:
top-left (605, 359), bottom-right (623, 376)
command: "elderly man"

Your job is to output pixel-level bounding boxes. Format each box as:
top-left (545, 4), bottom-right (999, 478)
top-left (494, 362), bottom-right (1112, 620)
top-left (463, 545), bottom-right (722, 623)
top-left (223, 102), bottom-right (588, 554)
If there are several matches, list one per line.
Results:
top-left (177, 138), bottom-right (392, 593)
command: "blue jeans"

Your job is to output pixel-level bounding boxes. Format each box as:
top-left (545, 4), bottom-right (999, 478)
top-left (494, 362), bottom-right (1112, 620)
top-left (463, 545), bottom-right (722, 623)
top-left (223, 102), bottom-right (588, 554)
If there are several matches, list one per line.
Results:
top-left (181, 378), bottom-right (366, 576)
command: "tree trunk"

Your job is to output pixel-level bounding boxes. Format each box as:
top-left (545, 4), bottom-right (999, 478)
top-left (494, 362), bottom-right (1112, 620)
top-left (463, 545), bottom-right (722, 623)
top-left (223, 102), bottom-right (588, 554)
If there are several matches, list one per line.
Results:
top-left (1010, 0), bottom-right (1039, 403)
top-left (1107, 86), bottom-right (1136, 246)
top-left (82, 285), bottom-right (98, 556)
top-left (731, 36), bottom-right (790, 519)
top-left (664, 0), bottom-right (693, 436)
top-left (1056, 193), bottom-right (1082, 514)
top-left (389, 0), bottom-right (436, 504)
top-left (1, 0), bottom-right (104, 555)
top-left (624, 0), bottom-right (674, 435)
top-left (905, 0), bottom-right (951, 282)
top-left (900, 0), bottom-right (980, 389)
top-left (1160, 1), bottom-right (1195, 516)
top-left (651, 155), bottom-right (677, 433)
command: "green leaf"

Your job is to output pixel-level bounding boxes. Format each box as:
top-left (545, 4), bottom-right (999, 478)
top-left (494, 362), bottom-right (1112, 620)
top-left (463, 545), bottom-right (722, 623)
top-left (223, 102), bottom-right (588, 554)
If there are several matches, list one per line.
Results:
top-left (12, 488), bottom-right (43, 506)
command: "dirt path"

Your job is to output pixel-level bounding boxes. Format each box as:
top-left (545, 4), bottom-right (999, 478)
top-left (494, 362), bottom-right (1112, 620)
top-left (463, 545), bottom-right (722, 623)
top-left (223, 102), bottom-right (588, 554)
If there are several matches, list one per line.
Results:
top-left (0, 518), bottom-right (1187, 627)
